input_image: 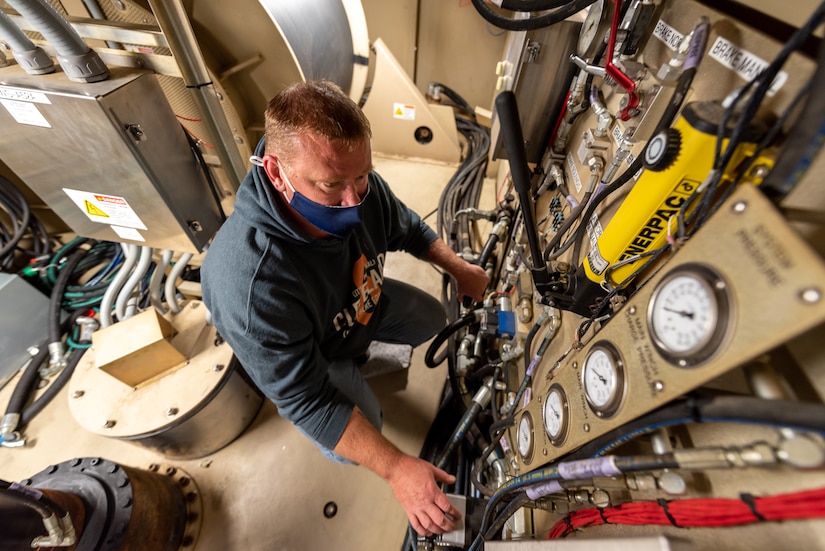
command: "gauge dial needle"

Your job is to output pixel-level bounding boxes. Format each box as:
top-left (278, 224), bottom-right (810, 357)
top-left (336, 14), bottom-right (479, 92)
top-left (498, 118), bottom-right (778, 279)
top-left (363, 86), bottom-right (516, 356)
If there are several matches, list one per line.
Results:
top-left (663, 306), bottom-right (694, 319)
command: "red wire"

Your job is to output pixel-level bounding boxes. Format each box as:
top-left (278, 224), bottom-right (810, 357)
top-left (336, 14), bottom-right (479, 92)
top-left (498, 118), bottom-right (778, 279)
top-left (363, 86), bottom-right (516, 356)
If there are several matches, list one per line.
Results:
top-left (548, 486), bottom-right (825, 538)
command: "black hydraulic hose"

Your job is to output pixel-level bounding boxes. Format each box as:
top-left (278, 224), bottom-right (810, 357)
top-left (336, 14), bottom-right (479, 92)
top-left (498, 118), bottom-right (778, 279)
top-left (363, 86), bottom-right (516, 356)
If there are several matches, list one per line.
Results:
top-left (425, 310), bottom-right (478, 368)
top-left (472, 0), bottom-right (597, 31)
top-left (19, 348), bottom-right (84, 428)
top-left (483, 493), bottom-right (532, 540)
top-left (478, 233), bottom-right (500, 270)
top-left (4, 344), bottom-right (48, 416)
top-left (564, 394), bottom-right (825, 461)
top-left (0, 176), bottom-right (31, 263)
top-left (500, 0), bottom-right (578, 10)
top-left (495, 92), bottom-right (546, 275)
top-left (0, 480), bottom-right (54, 518)
top-left (436, 400), bottom-right (484, 470)
top-left (48, 245), bottom-right (90, 345)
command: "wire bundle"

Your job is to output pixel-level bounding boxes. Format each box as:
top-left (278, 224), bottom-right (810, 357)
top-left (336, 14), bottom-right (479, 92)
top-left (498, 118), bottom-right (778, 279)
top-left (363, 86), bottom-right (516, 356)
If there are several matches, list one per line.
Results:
top-left (0, 175), bottom-right (51, 271)
top-left (547, 486), bottom-right (825, 538)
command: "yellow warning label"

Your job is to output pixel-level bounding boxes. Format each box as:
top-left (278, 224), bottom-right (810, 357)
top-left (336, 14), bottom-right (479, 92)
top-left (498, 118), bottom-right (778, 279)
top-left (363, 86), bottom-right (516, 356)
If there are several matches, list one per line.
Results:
top-left (395, 107), bottom-right (404, 116)
top-left (85, 200), bottom-right (109, 217)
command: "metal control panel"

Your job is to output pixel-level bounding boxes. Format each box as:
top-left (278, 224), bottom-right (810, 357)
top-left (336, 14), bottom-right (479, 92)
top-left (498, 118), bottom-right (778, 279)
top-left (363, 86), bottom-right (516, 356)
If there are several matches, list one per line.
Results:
top-left (511, 185), bottom-right (825, 469)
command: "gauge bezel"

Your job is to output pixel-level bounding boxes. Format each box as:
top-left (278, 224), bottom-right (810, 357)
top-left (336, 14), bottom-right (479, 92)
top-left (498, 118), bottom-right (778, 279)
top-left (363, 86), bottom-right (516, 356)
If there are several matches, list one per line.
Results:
top-left (646, 263), bottom-right (732, 368)
top-left (517, 411), bottom-right (535, 462)
top-left (582, 341), bottom-right (625, 419)
top-left (542, 383), bottom-right (569, 447)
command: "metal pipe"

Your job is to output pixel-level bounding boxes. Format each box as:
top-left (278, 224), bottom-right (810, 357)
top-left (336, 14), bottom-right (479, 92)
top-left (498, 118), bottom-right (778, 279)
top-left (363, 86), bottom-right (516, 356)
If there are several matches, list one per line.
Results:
top-left (147, 0), bottom-right (247, 191)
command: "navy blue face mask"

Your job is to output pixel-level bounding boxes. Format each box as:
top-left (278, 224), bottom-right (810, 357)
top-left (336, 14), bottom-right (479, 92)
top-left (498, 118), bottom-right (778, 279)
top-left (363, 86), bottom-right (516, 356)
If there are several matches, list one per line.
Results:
top-left (277, 162), bottom-right (369, 238)
top-left (251, 154), bottom-right (368, 238)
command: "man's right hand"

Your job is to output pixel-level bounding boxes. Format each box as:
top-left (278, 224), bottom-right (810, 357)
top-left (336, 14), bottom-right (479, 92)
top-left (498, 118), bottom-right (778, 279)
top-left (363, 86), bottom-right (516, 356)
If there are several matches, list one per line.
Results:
top-left (386, 455), bottom-right (462, 537)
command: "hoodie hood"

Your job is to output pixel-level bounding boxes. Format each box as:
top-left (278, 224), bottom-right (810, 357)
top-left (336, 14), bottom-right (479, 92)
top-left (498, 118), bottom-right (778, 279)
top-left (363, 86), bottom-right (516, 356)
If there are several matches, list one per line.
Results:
top-left (235, 137), bottom-right (314, 245)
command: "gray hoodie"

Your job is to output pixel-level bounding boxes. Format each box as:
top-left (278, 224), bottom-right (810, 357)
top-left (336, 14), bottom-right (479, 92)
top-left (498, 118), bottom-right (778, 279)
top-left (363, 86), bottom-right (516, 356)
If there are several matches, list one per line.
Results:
top-left (201, 138), bottom-right (437, 449)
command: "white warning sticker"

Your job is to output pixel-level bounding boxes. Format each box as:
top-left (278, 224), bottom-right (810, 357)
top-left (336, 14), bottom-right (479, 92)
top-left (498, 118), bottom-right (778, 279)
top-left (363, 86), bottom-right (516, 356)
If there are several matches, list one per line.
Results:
top-left (0, 99), bottom-right (50, 128)
top-left (708, 36), bottom-right (788, 96)
top-left (566, 152), bottom-right (582, 193)
top-left (111, 226), bottom-right (145, 242)
top-left (63, 188), bottom-right (148, 230)
top-left (393, 103), bottom-right (416, 121)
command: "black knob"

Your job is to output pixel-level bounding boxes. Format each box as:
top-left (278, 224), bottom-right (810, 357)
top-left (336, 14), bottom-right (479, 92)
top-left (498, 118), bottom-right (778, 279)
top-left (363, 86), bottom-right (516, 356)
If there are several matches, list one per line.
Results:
top-left (644, 127), bottom-right (681, 172)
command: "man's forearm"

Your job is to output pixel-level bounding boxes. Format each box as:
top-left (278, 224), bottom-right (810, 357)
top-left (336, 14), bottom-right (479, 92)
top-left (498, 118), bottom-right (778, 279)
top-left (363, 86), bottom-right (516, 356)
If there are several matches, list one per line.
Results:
top-left (333, 406), bottom-right (404, 479)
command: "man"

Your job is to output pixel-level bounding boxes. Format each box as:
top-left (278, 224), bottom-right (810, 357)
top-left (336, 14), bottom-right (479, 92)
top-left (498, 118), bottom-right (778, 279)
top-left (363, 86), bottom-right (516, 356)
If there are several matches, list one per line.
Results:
top-left (201, 80), bottom-right (489, 537)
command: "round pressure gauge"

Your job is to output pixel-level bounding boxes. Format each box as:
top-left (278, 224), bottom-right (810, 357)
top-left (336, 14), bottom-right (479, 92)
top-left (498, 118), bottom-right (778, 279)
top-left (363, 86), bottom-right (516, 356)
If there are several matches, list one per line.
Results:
top-left (543, 384), bottom-right (569, 446)
top-left (583, 342), bottom-right (625, 418)
top-left (577, 0), bottom-right (613, 59)
top-left (517, 412), bottom-right (534, 461)
top-left (647, 264), bottom-right (732, 367)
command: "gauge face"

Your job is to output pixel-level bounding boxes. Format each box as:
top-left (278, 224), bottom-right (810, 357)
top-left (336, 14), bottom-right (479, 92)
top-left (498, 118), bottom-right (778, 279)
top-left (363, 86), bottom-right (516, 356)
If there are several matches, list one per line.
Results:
top-left (543, 384), bottom-right (568, 446)
top-left (517, 412), bottom-right (534, 461)
top-left (647, 264), bottom-right (731, 367)
top-left (583, 343), bottom-right (624, 418)
top-left (577, 0), bottom-right (611, 59)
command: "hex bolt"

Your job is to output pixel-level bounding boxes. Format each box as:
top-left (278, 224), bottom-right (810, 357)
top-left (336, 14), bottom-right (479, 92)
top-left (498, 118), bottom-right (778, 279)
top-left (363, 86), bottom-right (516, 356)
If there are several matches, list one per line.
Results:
top-left (148, 464), bottom-right (159, 472)
top-left (166, 407), bottom-right (179, 417)
top-left (121, 496), bottom-right (132, 508)
top-left (70, 458), bottom-right (82, 467)
top-left (72, 390), bottom-right (85, 399)
top-left (179, 477), bottom-right (191, 487)
top-left (90, 458), bottom-right (101, 466)
top-left (212, 364), bottom-right (225, 372)
top-left (166, 467), bottom-right (177, 476)
top-left (103, 420), bottom-right (116, 429)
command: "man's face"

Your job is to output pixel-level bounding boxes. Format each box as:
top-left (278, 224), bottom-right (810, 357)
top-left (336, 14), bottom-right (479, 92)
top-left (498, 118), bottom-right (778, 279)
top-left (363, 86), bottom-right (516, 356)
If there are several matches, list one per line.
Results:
top-left (265, 131), bottom-right (372, 208)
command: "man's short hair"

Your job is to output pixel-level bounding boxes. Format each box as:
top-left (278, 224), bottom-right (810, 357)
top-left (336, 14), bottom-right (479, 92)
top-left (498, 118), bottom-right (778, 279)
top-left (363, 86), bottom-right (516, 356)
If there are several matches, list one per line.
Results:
top-left (264, 80), bottom-right (371, 159)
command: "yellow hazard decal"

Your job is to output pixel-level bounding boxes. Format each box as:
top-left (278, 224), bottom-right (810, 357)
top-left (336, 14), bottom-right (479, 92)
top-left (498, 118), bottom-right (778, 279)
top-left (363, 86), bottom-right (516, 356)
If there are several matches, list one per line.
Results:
top-left (84, 200), bottom-right (109, 217)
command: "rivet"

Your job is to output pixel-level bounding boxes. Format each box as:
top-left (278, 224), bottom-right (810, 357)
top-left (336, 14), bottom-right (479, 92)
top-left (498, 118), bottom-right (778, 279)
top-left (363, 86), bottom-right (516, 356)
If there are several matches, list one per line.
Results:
top-left (654, 380), bottom-right (665, 392)
top-left (732, 201), bottom-right (747, 213)
top-left (148, 464), bottom-right (159, 472)
top-left (166, 407), bottom-right (179, 417)
top-left (323, 501), bottom-right (338, 518)
top-left (70, 458), bottom-right (82, 467)
top-left (583, 423), bottom-right (590, 432)
top-left (179, 476), bottom-right (191, 487)
top-left (121, 496), bottom-right (132, 508)
top-left (212, 364), bottom-right (224, 372)
top-left (542, 449), bottom-right (547, 456)
top-left (166, 467), bottom-right (177, 476)
top-left (628, 306), bottom-right (636, 315)
top-left (800, 287), bottom-right (822, 304)
top-left (46, 465), bottom-right (58, 474)
top-left (572, 361), bottom-right (578, 370)
top-left (90, 458), bottom-right (101, 466)
top-left (103, 420), bottom-right (116, 429)
top-left (71, 390), bottom-right (85, 398)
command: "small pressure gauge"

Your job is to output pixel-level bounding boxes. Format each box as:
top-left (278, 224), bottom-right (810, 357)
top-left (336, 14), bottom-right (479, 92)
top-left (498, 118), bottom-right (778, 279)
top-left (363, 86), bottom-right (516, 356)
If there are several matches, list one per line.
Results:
top-left (543, 384), bottom-right (569, 446)
top-left (647, 264), bottom-right (732, 367)
top-left (577, 0), bottom-right (612, 59)
top-left (583, 342), bottom-right (625, 418)
top-left (517, 412), bottom-right (534, 462)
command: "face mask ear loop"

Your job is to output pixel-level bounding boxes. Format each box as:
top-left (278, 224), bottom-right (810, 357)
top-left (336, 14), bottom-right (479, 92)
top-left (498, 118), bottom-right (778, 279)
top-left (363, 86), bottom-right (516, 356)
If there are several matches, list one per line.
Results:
top-left (249, 155), bottom-right (265, 167)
